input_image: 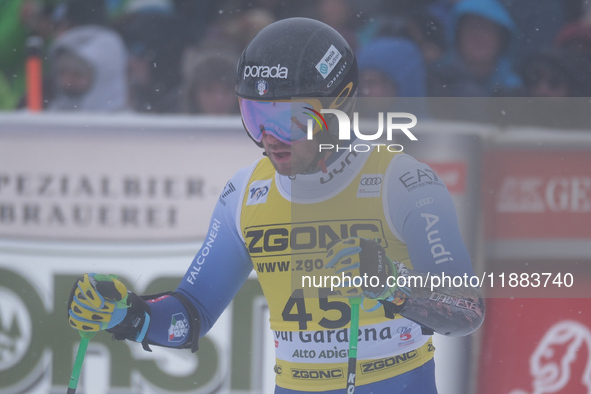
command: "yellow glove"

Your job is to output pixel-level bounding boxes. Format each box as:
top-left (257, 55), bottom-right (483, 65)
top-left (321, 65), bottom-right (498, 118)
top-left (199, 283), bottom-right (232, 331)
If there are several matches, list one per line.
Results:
top-left (67, 273), bottom-right (130, 332)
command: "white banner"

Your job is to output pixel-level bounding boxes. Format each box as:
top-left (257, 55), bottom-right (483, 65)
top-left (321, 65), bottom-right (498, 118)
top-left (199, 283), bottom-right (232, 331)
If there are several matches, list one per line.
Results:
top-left (0, 113), bottom-right (261, 241)
top-left (0, 113), bottom-right (274, 394)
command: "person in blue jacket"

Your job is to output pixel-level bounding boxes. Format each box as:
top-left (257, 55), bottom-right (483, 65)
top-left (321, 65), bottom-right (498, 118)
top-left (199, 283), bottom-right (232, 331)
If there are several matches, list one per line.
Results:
top-left (356, 36), bottom-right (429, 117)
top-left (429, 0), bottom-right (523, 97)
top-left (357, 36), bottom-right (427, 98)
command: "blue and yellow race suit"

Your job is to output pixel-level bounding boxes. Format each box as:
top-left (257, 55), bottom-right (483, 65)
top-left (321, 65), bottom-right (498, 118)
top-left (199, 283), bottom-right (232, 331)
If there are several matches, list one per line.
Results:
top-left (145, 147), bottom-right (475, 392)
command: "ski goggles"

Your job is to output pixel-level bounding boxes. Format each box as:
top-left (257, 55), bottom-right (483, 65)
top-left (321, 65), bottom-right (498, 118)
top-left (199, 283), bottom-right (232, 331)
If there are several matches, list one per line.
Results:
top-left (239, 98), bottom-right (325, 145)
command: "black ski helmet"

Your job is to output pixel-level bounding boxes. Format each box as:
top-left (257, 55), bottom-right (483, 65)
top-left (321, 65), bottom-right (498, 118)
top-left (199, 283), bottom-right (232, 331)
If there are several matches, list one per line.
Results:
top-left (236, 18), bottom-right (358, 149)
top-left (236, 17), bottom-right (358, 101)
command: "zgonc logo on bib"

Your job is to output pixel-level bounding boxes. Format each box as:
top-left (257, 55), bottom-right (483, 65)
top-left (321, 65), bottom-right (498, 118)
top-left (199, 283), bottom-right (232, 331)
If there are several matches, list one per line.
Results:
top-left (243, 64), bottom-right (289, 79)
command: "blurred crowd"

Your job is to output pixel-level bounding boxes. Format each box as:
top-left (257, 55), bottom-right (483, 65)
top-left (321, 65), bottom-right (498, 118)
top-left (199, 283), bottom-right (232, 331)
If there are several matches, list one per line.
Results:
top-left (2, 0), bottom-right (591, 116)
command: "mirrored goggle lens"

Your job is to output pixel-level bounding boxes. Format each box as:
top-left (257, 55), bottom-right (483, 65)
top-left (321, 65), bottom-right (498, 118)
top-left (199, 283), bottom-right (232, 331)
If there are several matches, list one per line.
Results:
top-left (239, 99), bottom-right (322, 145)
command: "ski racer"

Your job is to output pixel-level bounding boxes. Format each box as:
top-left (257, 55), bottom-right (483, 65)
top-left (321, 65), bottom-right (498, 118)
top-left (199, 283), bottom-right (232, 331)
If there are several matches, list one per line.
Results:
top-left (67, 18), bottom-right (484, 393)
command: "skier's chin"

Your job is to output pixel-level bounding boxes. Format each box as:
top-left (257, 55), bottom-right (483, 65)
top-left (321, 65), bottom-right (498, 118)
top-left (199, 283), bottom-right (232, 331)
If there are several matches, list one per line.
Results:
top-left (272, 162), bottom-right (293, 176)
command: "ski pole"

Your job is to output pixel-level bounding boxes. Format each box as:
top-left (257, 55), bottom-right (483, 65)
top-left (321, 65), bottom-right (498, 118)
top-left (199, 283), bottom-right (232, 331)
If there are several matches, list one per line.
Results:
top-left (347, 297), bottom-right (361, 393)
top-left (67, 331), bottom-right (95, 394)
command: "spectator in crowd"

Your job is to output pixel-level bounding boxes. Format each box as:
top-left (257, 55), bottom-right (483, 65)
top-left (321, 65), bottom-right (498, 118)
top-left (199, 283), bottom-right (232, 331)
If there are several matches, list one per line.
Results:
top-left (47, 24), bottom-right (128, 111)
top-left (7, 0), bottom-right (591, 113)
top-left (181, 48), bottom-right (240, 115)
top-left (554, 21), bottom-right (591, 96)
top-left (356, 36), bottom-right (429, 117)
top-left (357, 36), bottom-right (427, 98)
top-left (519, 50), bottom-right (577, 98)
top-left (429, 0), bottom-right (522, 97)
top-left (115, 8), bottom-right (186, 113)
top-left (509, 47), bottom-right (590, 129)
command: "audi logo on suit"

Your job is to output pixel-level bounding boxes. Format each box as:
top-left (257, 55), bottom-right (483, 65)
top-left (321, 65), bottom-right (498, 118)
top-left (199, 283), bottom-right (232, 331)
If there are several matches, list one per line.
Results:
top-left (360, 177), bottom-right (382, 186)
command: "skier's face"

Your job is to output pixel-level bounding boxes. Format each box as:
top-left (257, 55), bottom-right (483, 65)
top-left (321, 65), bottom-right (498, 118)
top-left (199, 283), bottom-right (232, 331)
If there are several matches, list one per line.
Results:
top-left (261, 132), bottom-right (320, 176)
top-left (239, 98), bottom-right (325, 175)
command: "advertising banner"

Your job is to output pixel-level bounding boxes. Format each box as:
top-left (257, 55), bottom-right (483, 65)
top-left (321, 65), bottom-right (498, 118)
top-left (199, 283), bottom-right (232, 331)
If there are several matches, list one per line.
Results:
top-left (0, 113), bottom-right (261, 241)
top-left (485, 145), bottom-right (591, 259)
top-left (479, 129), bottom-right (591, 394)
top-left (478, 298), bottom-right (591, 394)
top-left (0, 240), bottom-right (273, 394)
top-left (0, 113), bottom-right (274, 394)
